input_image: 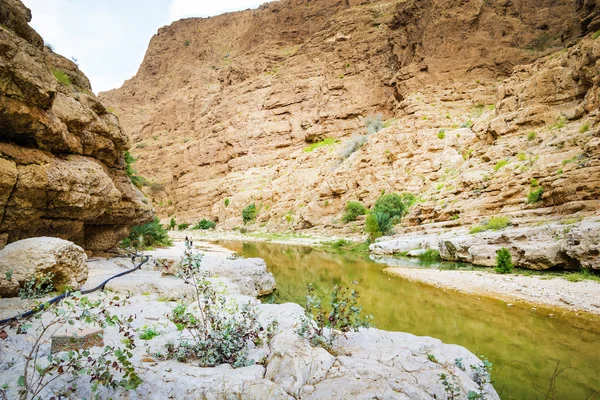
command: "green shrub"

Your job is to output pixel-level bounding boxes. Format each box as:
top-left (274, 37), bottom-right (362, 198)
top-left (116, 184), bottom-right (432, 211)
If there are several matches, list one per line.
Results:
top-left (530, 178), bottom-right (539, 187)
top-left (494, 159), bottom-right (508, 171)
top-left (169, 217), bottom-right (176, 230)
top-left (418, 249), bottom-right (441, 262)
top-left (52, 69), bottom-right (71, 86)
top-left (122, 217), bottom-right (172, 249)
top-left (297, 283), bottom-right (373, 347)
top-left (579, 123), bottom-right (589, 133)
top-left (178, 223), bottom-right (190, 230)
top-left (527, 132), bottom-right (536, 141)
top-left (19, 272), bottom-right (55, 299)
top-left (365, 211), bottom-right (393, 239)
top-left (469, 216), bottom-right (511, 234)
top-left (224, 198), bottom-right (230, 207)
top-left (527, 187), bottom-right (544, 204)
top-left (304, 137), bottom-right (337, 153)
top-left (192, 219), bottom-right (216, 230)
top-left (124, 151), bottom-right (144, 189)
top-left (594, 30), bottom-right (600, 39)
top-left (437, 130), bottom-right (446, 139)
top-left (183, 39), bottom-right (190, 46)
top-left (139, 326), bottom-right (160, 340)
top-left (495, 248), bottom-right (513, 274)
top-left (342, 201), bottom-right (366, 222)
top-left (517, 152), bottom-right (527, 161)
top-left (373, 192), bottom-right (416, 220)
top-left (242, 203), bottom-right (257, 224)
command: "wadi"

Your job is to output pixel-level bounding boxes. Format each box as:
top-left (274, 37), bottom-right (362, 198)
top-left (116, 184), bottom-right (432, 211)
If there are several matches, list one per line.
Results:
top-left (0, 0), bottom-right (599, 399)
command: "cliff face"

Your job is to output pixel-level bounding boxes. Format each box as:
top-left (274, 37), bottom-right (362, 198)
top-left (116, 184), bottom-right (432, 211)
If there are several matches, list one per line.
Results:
top-left (0, 0), bottom-right (153, 251)
top-left (101, 0), bottom-right (600, 234)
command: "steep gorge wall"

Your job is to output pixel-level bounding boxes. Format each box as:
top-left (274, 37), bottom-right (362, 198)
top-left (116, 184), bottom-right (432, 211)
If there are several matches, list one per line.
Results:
top-left (0, 0), bottom-right (153, 251)
top-left (102, 0), bottom-right (600, 234)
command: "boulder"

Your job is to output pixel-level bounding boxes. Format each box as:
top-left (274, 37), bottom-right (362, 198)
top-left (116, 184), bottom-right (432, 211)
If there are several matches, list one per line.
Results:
top-left (0, 237), bottom-right (87, 297)
top-left (564, 221), bottom-right (600, 270)
top-left (199, 256), bottom-right (276, 297)
top-left (370, 234), bottom-right (440, 255)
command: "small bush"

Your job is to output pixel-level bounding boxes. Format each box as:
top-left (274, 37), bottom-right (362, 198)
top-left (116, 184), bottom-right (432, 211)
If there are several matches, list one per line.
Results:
top-left (123, 217), bottom-right (172, 249)
top-left (495, 248), bottom-right (513, 274)
top-left (365, 211), bottom-right (393, 239)
top-left (19, 272), bottom-right (55, 299)
top-left (297, 283), bottom-right (373, 347)
top-left (183, 39), bottom-right (190, 46)
top-left (494, 159), bottom-right (508, 171)
top-left (527, 132), bottom-right (536, 141)
top-left (192, 219), bottom-right (216, 230)
top-left (530, 178), bottom-right (539, 187)
top-left (304, 137), bottom-right (337, 153)
top-left (178, 223), bottom-right (190, 230)
top-left (418, 249), bottom-right (441, 262)
top-left (594, 30), bottom-right (600, 39)
top-left (224, 198), bottom-right (230, 207)
top-left (338, 134), bottom-right (368, 159)
top-left (342, 201), bottom-right (366, 223)
top-left (437, 130), bottom-right (446, 139)
top-left (469, 216), bottom-right (511, 234)
top-left (242, 203), bottom-right (257, 224)
top-left (579, 123), bottom-right (589, 133)
top-left (124, 151), bottom-right (144, 189)
top-left (365, 114), bottom-right (384, 134)
top-left (169, 217), bottom-right (176, 230)
top-left (527, 187), bottom-right (544, 204)
top-left (52, 69), bottom-right (71, 86)
top-left (139, 326), bottom-right (160, 340)
top-left (517, 152), bottom-right (527, 161)
top-left (373, 192), bottom-right (416, 220)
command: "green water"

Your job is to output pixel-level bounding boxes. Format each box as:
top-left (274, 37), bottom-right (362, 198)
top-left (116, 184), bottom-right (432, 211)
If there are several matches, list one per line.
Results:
top-left (220, 241), bottom-right (600, 400)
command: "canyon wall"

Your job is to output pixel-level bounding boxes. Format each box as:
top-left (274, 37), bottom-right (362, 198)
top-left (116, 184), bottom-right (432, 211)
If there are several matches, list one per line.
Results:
top-left (101, 0), bottom-right (600, 235)
top-left (0, 0), bottom-right (153, 251)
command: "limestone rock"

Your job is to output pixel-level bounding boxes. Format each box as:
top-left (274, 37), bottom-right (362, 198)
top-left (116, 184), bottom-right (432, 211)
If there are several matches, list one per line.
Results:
top-left (0, 0), bottom-right (153, 252)
top-left (564, 221), bottom-right (600, 270)
top-left (0, 237), bottom-right (87, 297)
top-left (199, 256), bottom-right (276, 297)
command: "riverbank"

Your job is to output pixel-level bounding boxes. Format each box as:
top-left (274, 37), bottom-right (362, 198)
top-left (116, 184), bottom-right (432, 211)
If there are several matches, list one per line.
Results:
top-left (384, 266), bottom-right (600, 319)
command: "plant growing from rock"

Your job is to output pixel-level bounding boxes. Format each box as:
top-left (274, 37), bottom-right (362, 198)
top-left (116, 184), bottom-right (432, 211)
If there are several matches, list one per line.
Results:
top-left (169, 217), bottom-right (176, 230)
top-left (342, 201), bottom-right (366, 223)
top-left (124, 151), bottom-right (144, 189)
top-left (0, 293), bottom-right (141, 399)
top-left (242, 203), bottom-right (257, 224)
top-left (527, 187), bottom-right (544, 204)
top-left (468, 356), bottom-right (493, 399)
top-left (365, 211), bottom-right (392, 239)
top-left (372, 192), bottom-right (416, 222)
top-left (495, 248), bottom-right (513, 274)
top-left (298, 283), bottom-right (373, 348)
top-left (18, 272), bottom-right (55, 299)
top-left (122, 217), bottom-right (172, 249)
top-left (177, 223), bottom-right (190, 231)
top-left (439, 373), bottom-right (461, 399)
top-left (162, 252), bottom-right (275, 368)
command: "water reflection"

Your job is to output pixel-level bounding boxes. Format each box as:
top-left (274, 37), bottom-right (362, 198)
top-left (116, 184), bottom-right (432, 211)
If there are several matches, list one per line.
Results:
top-left (219, 241), bottom-right (600, 400)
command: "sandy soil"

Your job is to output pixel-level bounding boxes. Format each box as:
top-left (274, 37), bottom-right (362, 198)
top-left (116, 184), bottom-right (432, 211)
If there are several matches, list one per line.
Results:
top-left (385, 267), bottom-right (600, 317)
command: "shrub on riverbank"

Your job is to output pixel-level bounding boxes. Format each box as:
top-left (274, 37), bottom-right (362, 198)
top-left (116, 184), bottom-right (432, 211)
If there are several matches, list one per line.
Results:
top-left (365, 211), bottom-right (393, 239)
top-left (192, 219), bottom-right (216, 230)
top-left (469, 216), bottom-right (511, 234)
top-left (373, 192), bottom-right (416, 221)
top-left (122, 217), bottom-right (172, 249)
top-left (177, 223), bottom-right (190, 230)
top-left (418, 249), bottom-right (441, 262)
top-left (342, 201), bottom-right (366, 222)
top-left (242, 203), bottom-right (257, 224)
top-left (495, 248), bottom-right (513, 274)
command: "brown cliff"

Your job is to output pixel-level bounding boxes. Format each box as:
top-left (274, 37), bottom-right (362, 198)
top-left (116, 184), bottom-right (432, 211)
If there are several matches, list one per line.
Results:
top-left (0, 0), bottom-right (153, 251)
top-left (101, 0), bottom-right (600, 234)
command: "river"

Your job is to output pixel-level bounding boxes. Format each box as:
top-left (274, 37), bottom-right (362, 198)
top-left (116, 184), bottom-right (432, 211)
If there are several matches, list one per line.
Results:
top-left (219, 241), bottom-right (600, 400)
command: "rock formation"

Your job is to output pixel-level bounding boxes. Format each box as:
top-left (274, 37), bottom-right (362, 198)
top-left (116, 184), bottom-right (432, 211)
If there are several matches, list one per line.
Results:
top-left (101, 0), bottom-right (600, 240)
top-left (0, 237), bottom-right (87, 297)
top-left (0, 0), bottom-right (153, 251)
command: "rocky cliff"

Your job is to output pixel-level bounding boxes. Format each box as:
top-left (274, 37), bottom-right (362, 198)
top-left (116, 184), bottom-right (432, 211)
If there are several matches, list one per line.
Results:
top-left (0, 0), bottom-right (153, 251)
top-left (101, 0), bottom-right (600, 235)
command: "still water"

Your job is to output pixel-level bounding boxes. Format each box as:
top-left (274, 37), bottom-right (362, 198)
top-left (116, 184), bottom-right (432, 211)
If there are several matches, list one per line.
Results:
top-left (220, 241), bottom-right (600, 400)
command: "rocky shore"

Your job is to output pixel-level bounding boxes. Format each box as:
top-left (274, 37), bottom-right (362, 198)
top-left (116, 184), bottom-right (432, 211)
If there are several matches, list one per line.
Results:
top-left (0, 239), bottom-right (498, 399)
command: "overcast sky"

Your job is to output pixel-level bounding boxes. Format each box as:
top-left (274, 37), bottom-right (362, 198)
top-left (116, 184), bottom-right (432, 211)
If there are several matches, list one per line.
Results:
top-left (23, 0), bottom-right (269, 93)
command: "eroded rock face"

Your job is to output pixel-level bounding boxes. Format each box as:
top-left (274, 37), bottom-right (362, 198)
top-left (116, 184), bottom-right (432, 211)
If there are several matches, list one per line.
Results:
top-left (0, 0), bottom-right (153, 251)
top-left (0, 237), bottom-right (87, 297)
top-left (101, 0), bottom-right (599, 237)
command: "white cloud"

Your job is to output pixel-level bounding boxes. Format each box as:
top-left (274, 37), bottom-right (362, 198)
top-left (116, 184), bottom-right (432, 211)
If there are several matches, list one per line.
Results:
top-left (168, 0), bottom-right (269, 23)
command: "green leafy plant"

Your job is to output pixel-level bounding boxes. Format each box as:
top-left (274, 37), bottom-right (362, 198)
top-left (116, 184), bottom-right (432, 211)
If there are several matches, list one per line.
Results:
top-left (365, 211), bottom-right (393, 239)
top-left (527, 131), bottom-right (537, 141)
top-left (437, 130), bottom-right (446, 139)
top-left (5, 268), bottom-right (13, 281)
top-left (297, 283), bottom-right (373, 348)
top-left (161, 252), bottom-right (276, 368)
top-left (0, 292), bottom-right (141, 399)
top-left (124, 151), bottom-right (144, 189)
top-left (169, 217), bottom-right (176, 230)
top-left (242, 203), bottom-right (257, 224)
top-left (18, 272), bottom-right (55, 299)
top-left (177, 223), bottom-right (190, 231)
top-left (418, 249), bottom-right (441, 262)
top-left (530, 178), bottom-right (539, 187)
top-left (527, 187), bottom-right (544, 204)
top-left (52, 69), bottom-right (71, 86)
top-left (183, 39), bottom-right (190, 46)
top-left (439, 373), bottom-right (461, 399)
top-left (468, 355), bottom-right (493, 399)
top-left (579, 123), bottom-right (589, 133)
top-left (224, 198), bottom-right (230, 207)
top-left (342, 201), bottom-right (366, 223)
top-left (495, 248), bottom-right (514, 274)
top-left (192, 219), bottom-right (216, 230)
top-left (122, 217), bottom-right (172, 249)
top-left (373, 192), bottom-right (416, 221)
top-left (469, 216), bottom-right (511, 234)
top-left (494, 159), bottom-right (509, 171)
top-left (138, 326), bottom-right (160, 340)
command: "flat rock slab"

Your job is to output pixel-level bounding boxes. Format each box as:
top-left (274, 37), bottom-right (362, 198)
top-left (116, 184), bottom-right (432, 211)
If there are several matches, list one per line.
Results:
top-left (51, 327), bottom-right (104, 354)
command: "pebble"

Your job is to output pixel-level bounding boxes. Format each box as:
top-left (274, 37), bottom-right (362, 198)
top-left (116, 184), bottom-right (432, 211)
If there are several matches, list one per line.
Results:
top-left (507, 303), bottom-right (513, 307)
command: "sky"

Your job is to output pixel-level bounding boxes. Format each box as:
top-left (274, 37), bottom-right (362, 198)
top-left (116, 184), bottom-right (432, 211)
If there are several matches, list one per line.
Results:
top-left (23, 0), bottom-right (269, 93)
